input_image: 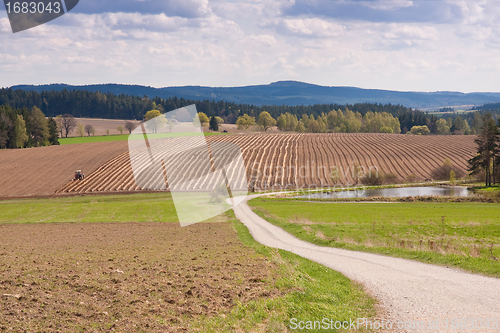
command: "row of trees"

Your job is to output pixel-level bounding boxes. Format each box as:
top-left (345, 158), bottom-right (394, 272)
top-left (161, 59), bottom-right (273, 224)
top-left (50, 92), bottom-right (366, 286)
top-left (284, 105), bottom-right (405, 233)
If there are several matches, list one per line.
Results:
top-left (0, 105), bottom-right (59, 149)
top-left (230, 109), bottom-right (400, 134)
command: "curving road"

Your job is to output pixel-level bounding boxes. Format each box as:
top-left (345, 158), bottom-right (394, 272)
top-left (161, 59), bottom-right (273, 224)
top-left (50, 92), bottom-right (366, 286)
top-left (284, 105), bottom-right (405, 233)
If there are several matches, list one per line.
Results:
top-left (233, 194), bottom-right (500, 333)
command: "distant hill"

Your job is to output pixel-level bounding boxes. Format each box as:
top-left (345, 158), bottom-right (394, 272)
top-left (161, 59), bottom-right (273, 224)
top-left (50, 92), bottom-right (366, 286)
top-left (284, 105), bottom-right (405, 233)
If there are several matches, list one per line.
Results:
top-left (10, 81), bottom-right (500, 109)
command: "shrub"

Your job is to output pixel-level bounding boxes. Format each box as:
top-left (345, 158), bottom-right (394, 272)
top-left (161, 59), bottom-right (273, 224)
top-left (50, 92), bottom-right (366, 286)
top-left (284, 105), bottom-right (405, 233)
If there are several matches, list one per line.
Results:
top-left (431, 159), bottom-right (465, 180)
top-left (384, 173), bottom-right (399, 184)
top-left (361, 169), bottom-right (384, 185)
top-left (406, 173), bottom-right (418, 183)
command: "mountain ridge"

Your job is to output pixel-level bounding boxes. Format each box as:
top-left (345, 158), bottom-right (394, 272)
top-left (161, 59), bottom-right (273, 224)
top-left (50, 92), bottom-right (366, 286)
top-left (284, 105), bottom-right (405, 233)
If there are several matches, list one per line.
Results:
top-left (9, 81), bottom-right (500, 110)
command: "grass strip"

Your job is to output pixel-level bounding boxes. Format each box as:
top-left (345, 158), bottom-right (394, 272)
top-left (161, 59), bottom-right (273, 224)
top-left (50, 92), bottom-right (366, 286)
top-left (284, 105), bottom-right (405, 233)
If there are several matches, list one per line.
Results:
top-left (249, 198), bottom-right (500, 278)
top-left (0, 193), bottom-right (179, 223)
top-left (58, 132), bottom-right (227, 145)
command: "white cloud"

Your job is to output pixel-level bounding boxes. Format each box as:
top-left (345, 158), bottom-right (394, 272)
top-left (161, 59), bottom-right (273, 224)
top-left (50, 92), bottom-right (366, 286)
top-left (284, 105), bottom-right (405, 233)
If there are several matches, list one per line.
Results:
top-left (360, 0), bottom-right (414, 11)
top-left (273, 18), bottom-right (345, 38)
top-left (1, 0), bottom-right (500, 93)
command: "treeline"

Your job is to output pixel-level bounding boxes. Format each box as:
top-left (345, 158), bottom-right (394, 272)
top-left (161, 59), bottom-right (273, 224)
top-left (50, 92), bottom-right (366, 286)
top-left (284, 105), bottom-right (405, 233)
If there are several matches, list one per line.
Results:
top-left (2, 87), bottom-right (495, 135)
top-left (473, 103), bottom-right (500, 111)
top-left (1, 88), bottom-right (426, 129)
top-left (273, 110), bottom-right (401, 133)
top-left (0, 105), bottom-right (59, 149)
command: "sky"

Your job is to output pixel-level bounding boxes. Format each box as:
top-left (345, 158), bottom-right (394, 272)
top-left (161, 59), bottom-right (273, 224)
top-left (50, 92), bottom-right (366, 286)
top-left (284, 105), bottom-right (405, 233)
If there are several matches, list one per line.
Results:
top-left (1, 0), bottom-right (500, 92)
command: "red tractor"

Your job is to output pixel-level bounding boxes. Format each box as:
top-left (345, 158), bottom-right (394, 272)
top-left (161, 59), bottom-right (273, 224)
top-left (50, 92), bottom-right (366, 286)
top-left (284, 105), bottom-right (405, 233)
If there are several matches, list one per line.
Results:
top-left (74, 170), bottom-right (85, 181)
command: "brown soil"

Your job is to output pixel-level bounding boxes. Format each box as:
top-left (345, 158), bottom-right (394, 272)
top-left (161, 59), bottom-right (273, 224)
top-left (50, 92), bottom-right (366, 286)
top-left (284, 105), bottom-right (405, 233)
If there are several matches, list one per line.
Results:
top-left (0, 222), bottom-right (281, 332)
top-left (0, 141), bottom-right (128, 198)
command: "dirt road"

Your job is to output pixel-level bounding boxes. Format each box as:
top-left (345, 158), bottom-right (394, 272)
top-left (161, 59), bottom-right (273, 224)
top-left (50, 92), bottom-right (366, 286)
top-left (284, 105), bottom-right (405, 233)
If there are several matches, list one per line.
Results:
top-left (234, 194), bottom-right (500, 332)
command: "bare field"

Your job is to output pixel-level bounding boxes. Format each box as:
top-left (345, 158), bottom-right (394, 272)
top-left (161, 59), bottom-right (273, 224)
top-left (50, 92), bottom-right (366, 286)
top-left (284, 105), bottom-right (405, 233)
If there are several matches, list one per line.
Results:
top-left (59, 133), bottom-right (476, 194)
top-left (69, 118), bottom-right (141, 137)
top-left (0, 141), bottom-right (128, 198)
top-left (0, 222), bottom-right (281, 332)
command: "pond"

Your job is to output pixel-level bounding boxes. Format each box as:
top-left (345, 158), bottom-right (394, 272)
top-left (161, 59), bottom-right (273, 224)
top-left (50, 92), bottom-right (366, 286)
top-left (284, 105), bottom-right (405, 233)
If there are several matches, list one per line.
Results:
top-left (301, 186), bottom-right (471, 199)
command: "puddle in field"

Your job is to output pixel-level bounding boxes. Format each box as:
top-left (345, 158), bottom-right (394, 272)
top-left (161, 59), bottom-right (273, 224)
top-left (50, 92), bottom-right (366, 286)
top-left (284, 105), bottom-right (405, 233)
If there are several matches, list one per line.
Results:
top-left (301, 186), bottom-right (471, 199)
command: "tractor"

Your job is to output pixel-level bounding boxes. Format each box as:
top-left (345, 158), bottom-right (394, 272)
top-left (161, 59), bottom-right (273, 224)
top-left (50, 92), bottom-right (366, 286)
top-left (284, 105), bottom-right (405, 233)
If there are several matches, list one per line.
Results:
top-left (74, 170), bottom-right (85, 181)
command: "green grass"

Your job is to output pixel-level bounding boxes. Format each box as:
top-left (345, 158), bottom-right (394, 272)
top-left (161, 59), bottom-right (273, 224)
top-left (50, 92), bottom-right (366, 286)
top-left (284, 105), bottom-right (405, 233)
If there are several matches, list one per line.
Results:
top-left (58, 132), bottom-right (227, 145)
top-left (0, 193), bottom-right (179, 223)
top-left (249, 198), bottom-right (500, 277)
top-left (474, 185), bottom-right (500, 198)
top-left (191, 213), bottom-right (376, 332)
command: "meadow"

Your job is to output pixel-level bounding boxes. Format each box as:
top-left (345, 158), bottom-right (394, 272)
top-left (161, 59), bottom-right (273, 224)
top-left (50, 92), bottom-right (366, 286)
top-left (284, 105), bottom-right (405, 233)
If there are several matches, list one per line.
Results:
top-left (58, 132), bottom-right (227, 145)
top-left (249, 198), bottom-right (500, 277)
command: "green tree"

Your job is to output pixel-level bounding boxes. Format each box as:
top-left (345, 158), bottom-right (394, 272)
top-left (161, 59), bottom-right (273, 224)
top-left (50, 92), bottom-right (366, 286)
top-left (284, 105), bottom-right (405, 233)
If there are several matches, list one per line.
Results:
top-left (410, 125), bottom-right (430, 135)
top-left (197, 112), bottom-right (209, 126)
top-left (28, 106), bottom-right (49, 146)
top-left (285, 113), bottom-right (298, 131)
top-left (0, 113), bottom-right (13, 149)
top-left (436, 119), bottom-right (450, 135)
top-left (144, 109), bottom-right (165, 133)
top-left (117, 125), bottom-right (124, 134)
top-left (77, 123), bottom-right (85, 137)
top-left (449, 169), bottom-right (456, 184)
top-left (236, 114), bottom-right (256, 130)
top-left (472, 112), bottom-right (483, 134)
top-left (307, 118), bottom-right (321, 133)
top-left (295, 121), bottom-right (305, 133)
top-left (452, 116), bottom-right (470, 135)
top-left (47, 117), bottom-right (59, 145)
top-left (276, 114), bottom-right (287, 131)
top-left (299, 114), bottom-right (309, 129)
top-left (379, 126), bottom-right (393, 133)
top-left (145, 109), bottom-right (161, 121)
top-left (209, 115), bottom-right (219, 131)
top-left (14, 114), bottom-right (28, 148)
top-left (257, 111), bottom-right (276, 131)
top-left (468, 114), bottom-right (500, 186)
top-left (215, 116), bottom-right (224, 125)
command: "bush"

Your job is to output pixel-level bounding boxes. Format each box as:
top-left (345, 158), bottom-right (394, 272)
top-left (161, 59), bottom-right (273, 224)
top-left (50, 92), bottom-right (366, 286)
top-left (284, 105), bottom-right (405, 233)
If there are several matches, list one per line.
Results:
top-left (383, 173), bottom-right (399, 184)
top-left (410, 125), bottom-right (430, 135)
top-left (406, 173), bottom-right (418, 183)
top-left (361, 169), bottom-right (384, 185)
top-left (431, 159), bottom-right (465, 180)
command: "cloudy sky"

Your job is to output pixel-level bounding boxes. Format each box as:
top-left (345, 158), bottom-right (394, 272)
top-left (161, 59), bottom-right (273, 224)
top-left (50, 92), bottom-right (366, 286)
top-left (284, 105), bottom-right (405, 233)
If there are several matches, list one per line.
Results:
top-left (1, 0), bottom-right (500, 92)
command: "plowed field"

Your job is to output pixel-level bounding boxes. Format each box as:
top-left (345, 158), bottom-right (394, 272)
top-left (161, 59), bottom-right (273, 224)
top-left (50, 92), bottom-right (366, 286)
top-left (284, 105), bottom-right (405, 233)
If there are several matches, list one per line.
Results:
top-left (0, 141), bottom-right (128, 198)
top-left (57, 133), bottom-right (476, 194)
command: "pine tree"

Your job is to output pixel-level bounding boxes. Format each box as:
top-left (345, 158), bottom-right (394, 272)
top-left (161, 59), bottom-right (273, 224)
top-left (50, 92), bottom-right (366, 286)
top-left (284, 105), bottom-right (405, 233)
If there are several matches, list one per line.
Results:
top-left (47, 117), bottom-right (60, 145)
top-left (468, 114), bottom-right (500, 186)
top-left (209, 115), bottom-right (219, 131)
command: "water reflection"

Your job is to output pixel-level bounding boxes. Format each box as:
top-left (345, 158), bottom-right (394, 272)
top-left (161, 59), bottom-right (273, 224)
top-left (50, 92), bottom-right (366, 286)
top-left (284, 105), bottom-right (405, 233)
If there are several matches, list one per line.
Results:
top-left (302, 186), bottom-right (470, 199)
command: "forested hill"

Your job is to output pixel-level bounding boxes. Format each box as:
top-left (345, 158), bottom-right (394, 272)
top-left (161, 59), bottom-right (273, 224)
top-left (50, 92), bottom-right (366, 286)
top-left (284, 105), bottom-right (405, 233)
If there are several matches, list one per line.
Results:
top-left (10, 81), bottom-right (500, 109)
top-left (0, 87), bottom-right (429, 131)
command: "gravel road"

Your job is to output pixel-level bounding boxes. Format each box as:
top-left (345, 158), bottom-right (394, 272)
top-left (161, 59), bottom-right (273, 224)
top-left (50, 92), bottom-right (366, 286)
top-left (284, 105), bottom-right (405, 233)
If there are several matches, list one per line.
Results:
top-left (233, 194), bottom-right (500, 332)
